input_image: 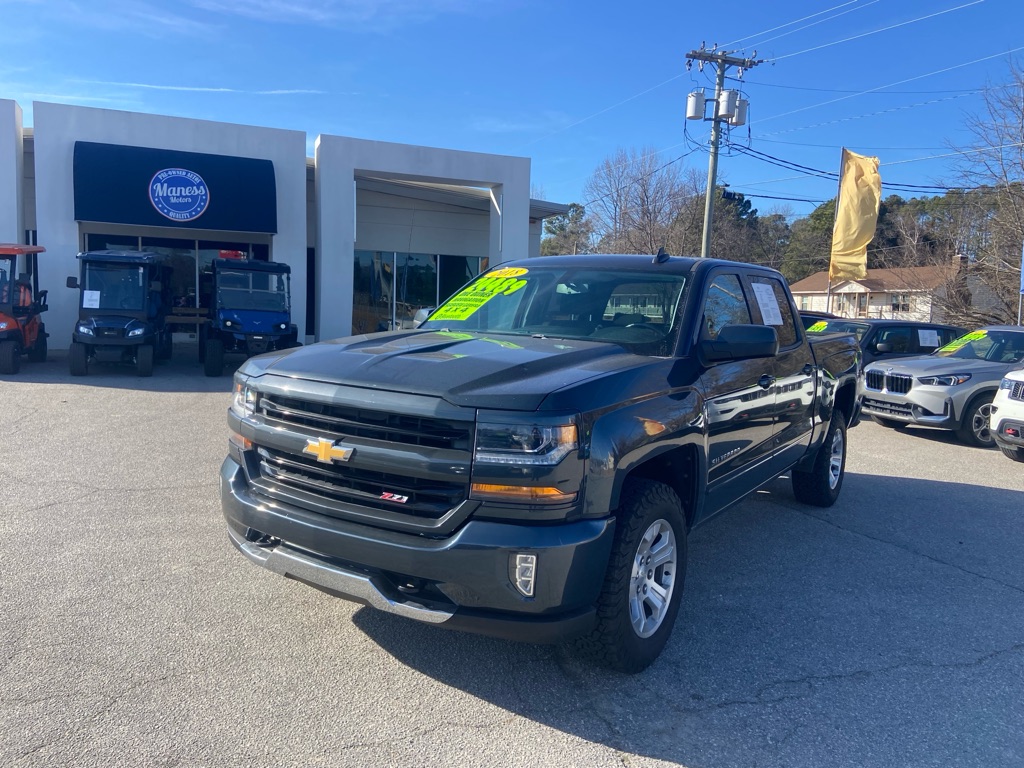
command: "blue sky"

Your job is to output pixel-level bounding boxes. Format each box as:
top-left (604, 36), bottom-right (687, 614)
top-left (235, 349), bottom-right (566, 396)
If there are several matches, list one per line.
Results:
top-left (2, 0), bottom-right (1023, 220)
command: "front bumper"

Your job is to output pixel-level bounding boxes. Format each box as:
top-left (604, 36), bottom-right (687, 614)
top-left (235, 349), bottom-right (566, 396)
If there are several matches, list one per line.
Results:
top-left (991, 413), bottom-right (1024, 450)
top-left (861, 389), bottom-right (959, 429)
top-left (221, 457), bottom-right (615, 643)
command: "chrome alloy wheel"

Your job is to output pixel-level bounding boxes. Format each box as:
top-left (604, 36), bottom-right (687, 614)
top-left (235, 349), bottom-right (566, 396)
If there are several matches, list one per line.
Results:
top-left (629, 519), bottom-right (678, 638)
top-left (828, 425), bottom-right (845, 490)
top-left (972, 403), bottom-right (994, 445)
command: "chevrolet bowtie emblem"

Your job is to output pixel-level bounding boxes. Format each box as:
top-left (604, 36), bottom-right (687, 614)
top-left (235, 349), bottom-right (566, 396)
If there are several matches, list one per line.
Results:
top-left (303, 438), bottom-right (354, 463)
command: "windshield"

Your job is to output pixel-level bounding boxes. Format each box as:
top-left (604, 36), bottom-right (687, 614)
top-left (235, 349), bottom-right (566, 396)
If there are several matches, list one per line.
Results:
top-left (805, 319), bottom-right (871, 340)
top-left (934, 329), bottom-right (1024, 363)
top-left (0, 256), bottom-right (12, 303)
top-left (82, 263), bottom-right (147, 311)
top-left (420, 265), bottom-right (689, 356)
top-left (216, 269), bottom-right (289, 312)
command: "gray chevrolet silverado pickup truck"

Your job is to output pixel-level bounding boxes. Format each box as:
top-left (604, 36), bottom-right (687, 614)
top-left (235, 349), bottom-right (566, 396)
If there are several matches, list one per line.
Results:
top-left (221, 254), bottom-right (860, 672)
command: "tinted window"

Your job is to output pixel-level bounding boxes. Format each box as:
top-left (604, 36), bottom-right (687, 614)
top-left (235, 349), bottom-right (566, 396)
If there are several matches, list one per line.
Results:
top-left (702, 274), bottom-right (751, 340)
top-left (875, 326), bottom-right (914, 353)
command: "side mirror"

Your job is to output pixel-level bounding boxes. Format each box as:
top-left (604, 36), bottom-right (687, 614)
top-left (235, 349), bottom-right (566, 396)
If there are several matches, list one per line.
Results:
top-left (874, 342), bottom-right (893, 354)
top-left (700, 324), bottom-right (779, 362)
top-left (67, 276), bottom-right (79, 289)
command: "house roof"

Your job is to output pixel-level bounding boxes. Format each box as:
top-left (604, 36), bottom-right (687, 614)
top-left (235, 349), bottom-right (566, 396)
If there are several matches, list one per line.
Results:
top-left (789, 265), bottom-right (953, 294)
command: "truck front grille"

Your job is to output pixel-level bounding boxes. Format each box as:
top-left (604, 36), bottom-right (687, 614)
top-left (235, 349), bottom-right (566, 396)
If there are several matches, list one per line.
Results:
top-left (1010, 381), bottom-right (1024, 402)
top-left (257, 447), bottom-right (465, 519)
top-left (865, 370), bottom-right (913, 394)
top-left (259, 394), bottom-right (472, 450)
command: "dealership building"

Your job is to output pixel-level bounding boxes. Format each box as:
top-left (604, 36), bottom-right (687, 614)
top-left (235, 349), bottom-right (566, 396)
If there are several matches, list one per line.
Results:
top-left (0, 99), bottom-right (566, 348)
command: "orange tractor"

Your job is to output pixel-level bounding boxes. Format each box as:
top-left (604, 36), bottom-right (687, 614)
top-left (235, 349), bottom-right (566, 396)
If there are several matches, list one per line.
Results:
top-left (0, 244), bottom-right (49, 374)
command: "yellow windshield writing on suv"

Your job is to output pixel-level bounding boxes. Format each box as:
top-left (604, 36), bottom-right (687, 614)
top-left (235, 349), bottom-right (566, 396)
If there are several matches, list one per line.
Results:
top-left (806, 321), bottom-right (828, 333)
top-left (936, 329), bottom-right (987, 356)
top-left (430, 270), bottom-right (529, 321)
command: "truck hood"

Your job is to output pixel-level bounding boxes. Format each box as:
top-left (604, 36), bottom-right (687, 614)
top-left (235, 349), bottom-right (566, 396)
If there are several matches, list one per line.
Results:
top-left (240, 330), bottom-right (653, 410)
top-left (866, 355), bottom-right (1012, 381)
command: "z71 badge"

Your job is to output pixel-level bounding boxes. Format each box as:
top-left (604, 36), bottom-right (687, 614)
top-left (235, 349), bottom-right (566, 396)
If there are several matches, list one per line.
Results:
top-left (381, 492), bottom-right (409, 504)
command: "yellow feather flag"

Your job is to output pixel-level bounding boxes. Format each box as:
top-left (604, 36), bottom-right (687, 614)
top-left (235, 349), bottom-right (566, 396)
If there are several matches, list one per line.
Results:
top-left (829, 148), bottom-right (881, 282)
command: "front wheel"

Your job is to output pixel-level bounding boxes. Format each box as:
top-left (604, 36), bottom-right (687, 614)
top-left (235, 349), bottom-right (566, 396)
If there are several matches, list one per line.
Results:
top-left (999, 445), bottom-right (1024, 462)
top-left (956, 393), bottom-right (995, 448)
top-left (69, 342), bottom-right (89, 376)
top-left (573, 478), bottom-right (687, 674)
top-left (0, 340), bottom-right (20, 374)
top-left (792, 416), bottom-right (847, 507)
top-left (136, 344), bottom-right (154, 377)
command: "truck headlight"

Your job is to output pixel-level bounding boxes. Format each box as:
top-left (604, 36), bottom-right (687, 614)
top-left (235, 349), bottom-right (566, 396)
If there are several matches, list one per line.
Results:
top-left (77, 324), bottom-right (94, 336)
top-left (127, 327), bottom-right (145, 337)
top-left (474, 419), bottom-right (578, 466)
top-left (1000, 377), bottom-right (1015, 390)
top-left (231, 379), bottom-right (258, 418)
top-left (918, 373), bottom-right (971, 386)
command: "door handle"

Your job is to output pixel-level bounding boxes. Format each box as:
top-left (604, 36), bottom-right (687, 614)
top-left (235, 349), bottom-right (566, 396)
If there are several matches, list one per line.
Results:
top-left (758, 374), bottom-right (776, 389)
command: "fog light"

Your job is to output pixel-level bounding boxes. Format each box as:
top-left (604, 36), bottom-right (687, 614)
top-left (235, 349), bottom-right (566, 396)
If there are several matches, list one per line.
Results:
top-left (511, 553), bottom-right (536, 597)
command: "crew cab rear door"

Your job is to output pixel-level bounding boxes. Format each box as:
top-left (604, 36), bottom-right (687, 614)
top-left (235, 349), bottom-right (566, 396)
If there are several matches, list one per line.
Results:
top-left (745, 273), bottom-right (816, 472)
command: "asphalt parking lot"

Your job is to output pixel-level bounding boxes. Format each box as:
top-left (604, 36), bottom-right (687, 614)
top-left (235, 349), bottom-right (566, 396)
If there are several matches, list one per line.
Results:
top-left (2, 350), bottom-right (1023, 768)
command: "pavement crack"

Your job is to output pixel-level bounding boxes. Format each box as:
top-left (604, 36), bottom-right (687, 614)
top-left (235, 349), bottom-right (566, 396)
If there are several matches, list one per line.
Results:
top-left (785, 504), bottom-right (1024, 596)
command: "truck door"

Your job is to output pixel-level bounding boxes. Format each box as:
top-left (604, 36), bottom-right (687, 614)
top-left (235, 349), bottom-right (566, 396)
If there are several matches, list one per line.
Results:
top-left (698, 271), bottom-right (779, 515)
top-left (746, 273), bottom-right (815, 473)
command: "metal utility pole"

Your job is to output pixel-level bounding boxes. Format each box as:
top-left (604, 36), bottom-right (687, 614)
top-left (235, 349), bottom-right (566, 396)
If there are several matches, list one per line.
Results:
top-left (686, 46), bottom-right (763, 258)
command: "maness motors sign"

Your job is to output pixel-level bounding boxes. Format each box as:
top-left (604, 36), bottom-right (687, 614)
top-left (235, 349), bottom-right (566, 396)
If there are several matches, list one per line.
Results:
top-left (149, 168), bottom-right (210, 222)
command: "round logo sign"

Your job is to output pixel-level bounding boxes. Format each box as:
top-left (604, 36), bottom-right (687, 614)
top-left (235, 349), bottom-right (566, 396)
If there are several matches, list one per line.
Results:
top-left (149, 168), bottom-right (210, 222)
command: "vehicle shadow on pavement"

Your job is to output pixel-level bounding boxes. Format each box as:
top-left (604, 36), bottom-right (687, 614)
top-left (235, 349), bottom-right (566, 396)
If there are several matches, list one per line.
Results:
top-left (352, 471), bottom-right (1024, 767)
top-left (0, 348), bottom-right (236, 393)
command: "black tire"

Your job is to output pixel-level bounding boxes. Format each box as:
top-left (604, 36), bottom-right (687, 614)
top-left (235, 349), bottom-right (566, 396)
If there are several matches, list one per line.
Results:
top-left (792, 416), bottom-right (847, 507)
top-left (204, 339), bottom-right (224, 377)
top-left (573, 478), bottom-right (687, 674)
top-left (69, 342), bottom-right (88, 376)
top-left (135, 344), bottom-right (154, 377)
top-left (27, 325), bottom-right (47, 362)
top-left (956, 393), bottom-right (996, 448)
top-left (873, 416), bottom-right (906, 430)
top-left (0, 340), bottom-right (20, 374)
top-left (999, 445), bottom-right (1024, 462)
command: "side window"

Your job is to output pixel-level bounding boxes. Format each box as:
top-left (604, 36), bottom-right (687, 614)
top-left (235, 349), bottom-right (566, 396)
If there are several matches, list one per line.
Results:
top-left (935, 328), bottom-right (960, 349)
top-left (877, 326), bottom-right (914, 353)
top-left (749, 275), bottom-right (797, 348)
top-left (702, 274), bottom-right (751, 340)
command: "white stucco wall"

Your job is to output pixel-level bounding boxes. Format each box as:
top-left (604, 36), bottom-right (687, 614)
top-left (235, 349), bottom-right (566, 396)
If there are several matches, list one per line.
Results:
top-left (32, 102), bottom-right (308, 348)
top-left (316, 135), bottom-right (530, 341)
top-left (0, 100), bottom-right (23, 243)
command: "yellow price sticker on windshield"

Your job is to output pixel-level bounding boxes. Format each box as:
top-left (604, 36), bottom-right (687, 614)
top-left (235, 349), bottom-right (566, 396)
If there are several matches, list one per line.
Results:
top-left (937, 329), bottom-right (987, 354)
top-left (807, 321), bottom-right (828, 333)
top-left (431, 273), bottom-right (528, 321)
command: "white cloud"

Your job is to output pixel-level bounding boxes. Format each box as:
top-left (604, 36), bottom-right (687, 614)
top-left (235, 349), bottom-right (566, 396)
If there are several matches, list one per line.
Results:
top-left (79, 80), bottom-right (326, 96)
top-left (186, 0), bottom-right (492, 27)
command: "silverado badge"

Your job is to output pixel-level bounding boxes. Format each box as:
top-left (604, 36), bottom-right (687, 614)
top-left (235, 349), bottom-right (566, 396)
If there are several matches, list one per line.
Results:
top-left (303, 438), bottom-right (354, 464)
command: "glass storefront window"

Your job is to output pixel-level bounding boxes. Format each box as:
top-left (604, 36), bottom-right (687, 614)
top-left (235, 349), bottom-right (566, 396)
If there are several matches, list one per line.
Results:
top-left (142, 237), bottom-right (198, 309)
top-left (86, 234), bottom-right (140, 251)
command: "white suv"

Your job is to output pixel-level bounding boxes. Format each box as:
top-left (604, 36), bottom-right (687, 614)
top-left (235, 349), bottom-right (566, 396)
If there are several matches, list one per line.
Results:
top-left (990, 367), bottom-right (1024, 462)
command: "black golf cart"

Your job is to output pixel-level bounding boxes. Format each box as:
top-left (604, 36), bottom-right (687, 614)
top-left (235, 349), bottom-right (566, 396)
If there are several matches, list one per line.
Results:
top-left (66, 250), bottom-right (173, 377)
top-left (199, 258), bottom-right (299, 377)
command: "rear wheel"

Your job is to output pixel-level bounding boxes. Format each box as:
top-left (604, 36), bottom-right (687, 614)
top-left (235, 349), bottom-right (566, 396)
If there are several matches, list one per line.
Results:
top-left (27, 325), bottom-right (47, 362)
top-left (873, 416), bottom-right (906, 430)
top-left (792, 416), bottom-right (847, 507)
top-left (956, 393), bottom-right (995, 448)
top-left (69, 342), bottom-right (89, 376)
top-left (204, 339), bottom-right (224, 377)
top-left (135, 344), bottom-right (154, 377)
top-left (573, 478), bottom-right (687, 673)
top-left (999, 445), bottom-right (1024, 462)
top-left (0, 340), bottom-right (20, 374)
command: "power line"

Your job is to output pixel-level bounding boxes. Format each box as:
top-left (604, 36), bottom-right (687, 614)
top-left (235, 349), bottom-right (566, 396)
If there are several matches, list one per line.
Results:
top-left (735, 0), bottom-right (883, 51)
top-left (770, 1), bottom-right (985, 62)
top-left (726, 76), bottom-right (982, 96)
top-left (754, 45), bottom-right (1024, 126)
top-left (721, 0), bottom-right (862, 47)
